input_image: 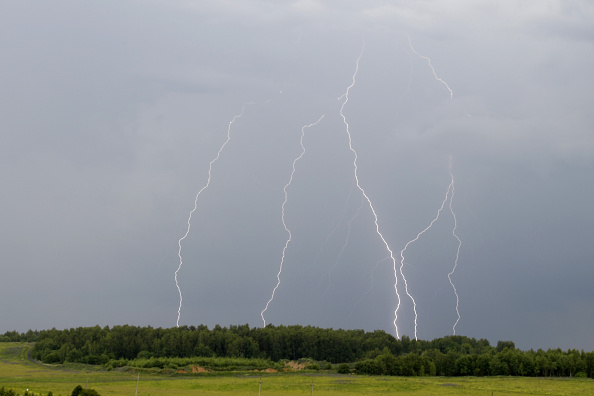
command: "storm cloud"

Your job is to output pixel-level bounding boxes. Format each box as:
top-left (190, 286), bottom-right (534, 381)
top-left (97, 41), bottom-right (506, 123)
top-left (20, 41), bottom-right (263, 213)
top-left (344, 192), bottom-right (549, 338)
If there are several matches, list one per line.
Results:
top-left (1, 0), bottom-right (593, 351)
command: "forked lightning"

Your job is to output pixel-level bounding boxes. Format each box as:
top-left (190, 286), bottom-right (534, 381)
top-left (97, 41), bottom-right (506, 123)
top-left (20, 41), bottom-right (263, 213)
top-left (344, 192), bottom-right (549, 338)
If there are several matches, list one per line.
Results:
top-left (339, 43), bottom-right (404, 339)
top-left (447, 166), bottom-right (462, 335)
top-left (398, 167), bottom-right (462, 340)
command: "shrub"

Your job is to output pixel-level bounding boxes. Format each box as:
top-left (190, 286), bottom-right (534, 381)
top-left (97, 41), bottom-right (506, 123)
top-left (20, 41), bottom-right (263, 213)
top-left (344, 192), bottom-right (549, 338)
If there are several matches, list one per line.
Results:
top-left (337, 363), bottom-right (350, 374)
top-left (43, 352), bottom-right (61, 364)
top-left (137, 351), bottom-right (153, 359)
top-left (72, 385), bottom-right (101, 396)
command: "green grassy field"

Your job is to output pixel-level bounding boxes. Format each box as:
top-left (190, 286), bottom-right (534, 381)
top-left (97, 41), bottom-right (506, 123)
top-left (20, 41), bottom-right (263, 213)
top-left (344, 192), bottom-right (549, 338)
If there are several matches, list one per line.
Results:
top-left (1, 343), bottom-right (592, 396)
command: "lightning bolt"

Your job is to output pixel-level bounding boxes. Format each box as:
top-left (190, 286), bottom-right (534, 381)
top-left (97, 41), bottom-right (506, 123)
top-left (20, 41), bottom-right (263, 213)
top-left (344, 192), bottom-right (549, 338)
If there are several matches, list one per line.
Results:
top-left (398, 175), bottom-right (454, 340)
top-left (405, 35), bottom-right (462, 335)
top-left (398, 162), bottom-right (463, 338)
top-left (447, 165), bottom-right (462, 335)
top-left (339, 43), bottom-right (403, 339)
top-left (260, 114), bottom-right (325, 326)
top-left (407, 35), bottom-right (453, 99)
top-left (175, 103), bottom-right (252, 328)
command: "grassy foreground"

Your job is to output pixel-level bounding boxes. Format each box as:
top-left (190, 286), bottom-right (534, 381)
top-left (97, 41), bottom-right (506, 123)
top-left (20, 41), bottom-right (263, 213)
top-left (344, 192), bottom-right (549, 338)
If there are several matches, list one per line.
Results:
top-left (1, 343), bottom-right (592, 396)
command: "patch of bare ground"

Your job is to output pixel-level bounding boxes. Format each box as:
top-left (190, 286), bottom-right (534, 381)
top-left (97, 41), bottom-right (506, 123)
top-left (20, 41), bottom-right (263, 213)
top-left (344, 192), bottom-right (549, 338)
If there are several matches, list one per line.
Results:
top-left (191, 365), bottom-right (211, 373)
top-left (284, 361), bottom-right (308, 371)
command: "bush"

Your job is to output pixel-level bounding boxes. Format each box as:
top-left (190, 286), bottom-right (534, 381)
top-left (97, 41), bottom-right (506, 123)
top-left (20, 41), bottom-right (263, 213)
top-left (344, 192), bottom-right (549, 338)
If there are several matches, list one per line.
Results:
top-left (355, 359), bottom-right (383, 375)
top-left (72, 385), bottom-right (101, 396)
top-left (137, 351), bottom-right (153, 359)
top-left (0, 387), bottom-right (17, 396)
top-left (43, 352), bottom-right (61, 364)
top-left (337, 363), bottom-right (350, 374)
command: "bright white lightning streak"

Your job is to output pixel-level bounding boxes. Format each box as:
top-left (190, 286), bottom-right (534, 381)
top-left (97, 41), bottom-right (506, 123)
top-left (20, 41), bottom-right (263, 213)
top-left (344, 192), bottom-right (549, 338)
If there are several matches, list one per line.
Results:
top-left (398, 178), bottom-right (454, 340)
top-left (339, 44), bottom-right (403, 339)
top-left (407, 35), bottom-right (453, 99)
top-left (175, 103), bottom-right (252, 328)
top-left (447, 168), bottom-right (462, 335)
top-left (260, 114), bottom-right (325, 326)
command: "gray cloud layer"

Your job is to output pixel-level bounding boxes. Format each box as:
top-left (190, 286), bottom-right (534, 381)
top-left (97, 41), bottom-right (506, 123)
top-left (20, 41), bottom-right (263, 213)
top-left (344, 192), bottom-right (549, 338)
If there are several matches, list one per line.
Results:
top-left (1, 0), bottom-right (593, 351)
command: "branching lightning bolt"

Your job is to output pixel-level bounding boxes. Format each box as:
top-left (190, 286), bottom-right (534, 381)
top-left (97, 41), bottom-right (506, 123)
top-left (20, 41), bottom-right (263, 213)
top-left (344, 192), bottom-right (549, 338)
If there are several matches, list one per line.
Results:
top-left (175, 103), bottom-right (252, 328)
top-left (398, 162), bottom-right (463, 338)
top-left (407, 35), bottom-right (453, 99)
top-left (405, 35), bottom-right (462, 335)
top-left (398, 177), bottom-right (454, 340)
top-left (339, 44), bottom-right (403, 339)
top-left (447, 165), bottom-right (462, 335)
top-left (260, 114), bottom-right (325, 326)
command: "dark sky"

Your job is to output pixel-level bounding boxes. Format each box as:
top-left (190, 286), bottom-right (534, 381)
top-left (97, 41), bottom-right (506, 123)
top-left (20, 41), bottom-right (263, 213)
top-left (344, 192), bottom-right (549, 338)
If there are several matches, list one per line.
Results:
top-left (1, 1), bottom-right (593, 351)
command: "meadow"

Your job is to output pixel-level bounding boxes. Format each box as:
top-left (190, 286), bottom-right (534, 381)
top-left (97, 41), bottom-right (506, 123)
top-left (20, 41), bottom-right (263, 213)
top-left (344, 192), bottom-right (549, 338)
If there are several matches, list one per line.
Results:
top-left (1, 343), bottom-right (592, 396)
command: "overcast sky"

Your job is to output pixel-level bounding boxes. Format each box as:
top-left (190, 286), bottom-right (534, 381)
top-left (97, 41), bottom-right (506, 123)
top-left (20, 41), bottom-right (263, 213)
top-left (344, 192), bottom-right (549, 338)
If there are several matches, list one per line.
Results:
top-left (1, 0), bottom-right (593, 351)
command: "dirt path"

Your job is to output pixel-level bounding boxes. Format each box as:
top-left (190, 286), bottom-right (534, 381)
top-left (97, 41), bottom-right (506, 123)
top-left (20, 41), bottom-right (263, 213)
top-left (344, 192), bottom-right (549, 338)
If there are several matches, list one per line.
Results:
top-left (27, 345), bottom-right (35, 363)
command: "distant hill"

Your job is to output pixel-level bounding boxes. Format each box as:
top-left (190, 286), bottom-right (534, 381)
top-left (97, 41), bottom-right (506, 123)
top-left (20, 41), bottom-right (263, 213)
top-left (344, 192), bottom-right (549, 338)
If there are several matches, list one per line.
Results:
top-left (2, 325), bottom-right (593, 377)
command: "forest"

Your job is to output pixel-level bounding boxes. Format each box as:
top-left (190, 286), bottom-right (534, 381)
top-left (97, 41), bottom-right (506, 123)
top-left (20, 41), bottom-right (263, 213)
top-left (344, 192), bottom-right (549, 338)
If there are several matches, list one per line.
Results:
top-left (2, 325), bottom-right (593, 378)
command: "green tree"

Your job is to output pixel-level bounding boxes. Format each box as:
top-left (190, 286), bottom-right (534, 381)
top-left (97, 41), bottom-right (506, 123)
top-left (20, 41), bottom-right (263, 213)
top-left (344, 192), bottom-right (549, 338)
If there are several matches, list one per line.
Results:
top-left (474, 354), bottom-right (492, 376)
top-left (72, 385), bottom-right (101, 396)
top-left (80, 390), bottom-right (101, 396)
top-left (337, 363), bottom-right (350, 374)
top-left (377, 351), bottom-right (400, 375)
top-left (454, 354), bottom-right (474, 375)
top-left (354, 359), bottom-right (383, 375)
top-left (43, 351), bottom-right (61, 364)
top-left (496, 340), bottom-right (515, 352)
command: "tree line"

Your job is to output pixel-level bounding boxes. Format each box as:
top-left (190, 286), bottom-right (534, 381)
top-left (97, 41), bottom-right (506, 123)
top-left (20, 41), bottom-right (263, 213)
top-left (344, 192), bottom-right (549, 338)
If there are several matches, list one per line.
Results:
top-left (3, 325), bottom-right (593, 377)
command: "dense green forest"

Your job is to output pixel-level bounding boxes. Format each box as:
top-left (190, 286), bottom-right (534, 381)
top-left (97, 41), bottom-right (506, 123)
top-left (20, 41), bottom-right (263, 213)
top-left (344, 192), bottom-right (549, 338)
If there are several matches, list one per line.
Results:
top-left (3, 325), bottom-right (593, 378)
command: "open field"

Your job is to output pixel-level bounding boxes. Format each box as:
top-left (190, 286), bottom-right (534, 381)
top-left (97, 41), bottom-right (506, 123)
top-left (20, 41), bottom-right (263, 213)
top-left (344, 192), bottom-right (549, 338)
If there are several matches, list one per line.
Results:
top-left (1, 343), bottom-right (592, 396)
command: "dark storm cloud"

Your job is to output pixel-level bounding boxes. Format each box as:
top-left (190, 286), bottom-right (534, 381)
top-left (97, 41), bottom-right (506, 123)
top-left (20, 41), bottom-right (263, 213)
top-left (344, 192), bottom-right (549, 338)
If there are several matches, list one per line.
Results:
top-left (1, 0), bottom-right (593, 351)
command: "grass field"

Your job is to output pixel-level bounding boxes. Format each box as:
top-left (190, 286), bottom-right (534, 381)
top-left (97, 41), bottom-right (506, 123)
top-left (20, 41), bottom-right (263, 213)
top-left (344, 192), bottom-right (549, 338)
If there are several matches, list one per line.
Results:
top-left (1, 343), bottom-right (592, 396)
